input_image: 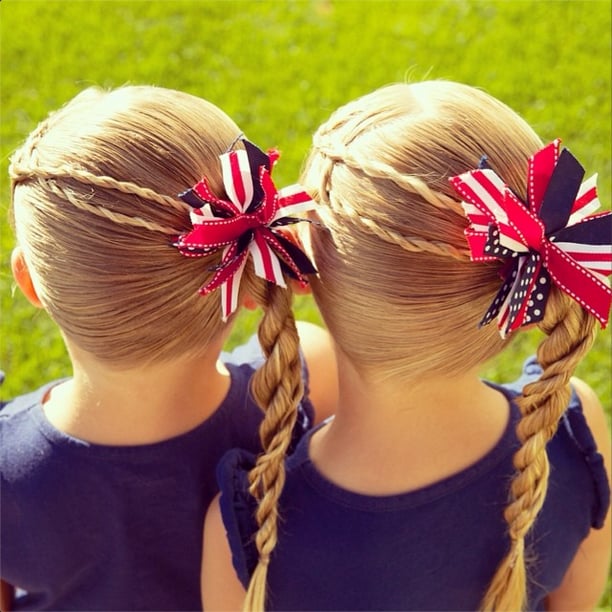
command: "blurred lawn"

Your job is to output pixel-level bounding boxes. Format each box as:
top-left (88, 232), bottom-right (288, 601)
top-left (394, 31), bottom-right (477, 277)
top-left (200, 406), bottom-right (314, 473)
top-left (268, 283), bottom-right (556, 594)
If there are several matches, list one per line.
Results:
top-left (0, 0), bottom-right (610, 604)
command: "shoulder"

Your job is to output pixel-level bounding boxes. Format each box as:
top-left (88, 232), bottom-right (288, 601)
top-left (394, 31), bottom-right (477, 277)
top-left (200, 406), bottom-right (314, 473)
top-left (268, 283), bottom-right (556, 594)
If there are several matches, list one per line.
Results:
top-left (215, 448), bottom-right (260, 588)
top-left (550, 376), bottom-right (611, 530)
top-left (545, 378), bottom-right (611, 610)
top-left (568, 376), bottom-right (611, 492)
top-left (561, 377), bottom-right (609, 463)
top-left (1, 378), bottom-right (68, 415)
top-left (202, 492), bottom-right (247, 610)
top-left (570, 377), bottom-right (610, 458)
top-left (295, 321), bottom-right (338, 424)
top-left (0, 381), bottom-right (57, 441)
top-left (0, 380), bottom-right (69, 478)
top-left (1, 382), bottom-right (54, 418)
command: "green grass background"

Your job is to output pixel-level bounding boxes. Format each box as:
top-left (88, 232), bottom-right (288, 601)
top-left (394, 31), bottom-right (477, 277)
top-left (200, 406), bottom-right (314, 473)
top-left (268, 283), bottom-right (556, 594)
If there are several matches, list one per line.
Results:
top-left (0, 0), bottom-right (610, 606)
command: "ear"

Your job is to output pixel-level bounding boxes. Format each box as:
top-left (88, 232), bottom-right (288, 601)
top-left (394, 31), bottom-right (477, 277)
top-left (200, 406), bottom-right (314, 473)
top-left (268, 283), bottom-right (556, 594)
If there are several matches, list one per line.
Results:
top-left (11, 247), bottom-right (43, 308)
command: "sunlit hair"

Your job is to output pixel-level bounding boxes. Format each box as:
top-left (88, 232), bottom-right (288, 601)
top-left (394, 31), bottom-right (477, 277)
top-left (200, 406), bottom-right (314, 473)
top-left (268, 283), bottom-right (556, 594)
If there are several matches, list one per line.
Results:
top-left (10, 87), bottom-right (305, 520)
top-left (243, 81), bottom-right (598, 611)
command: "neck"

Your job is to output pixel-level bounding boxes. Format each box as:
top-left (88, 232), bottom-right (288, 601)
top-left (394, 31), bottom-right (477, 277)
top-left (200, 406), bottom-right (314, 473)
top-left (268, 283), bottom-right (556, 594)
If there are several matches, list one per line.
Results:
top-left (42, 345), bottom-right (232, 445)
top-left (310, 351), bottom-right (509, 495)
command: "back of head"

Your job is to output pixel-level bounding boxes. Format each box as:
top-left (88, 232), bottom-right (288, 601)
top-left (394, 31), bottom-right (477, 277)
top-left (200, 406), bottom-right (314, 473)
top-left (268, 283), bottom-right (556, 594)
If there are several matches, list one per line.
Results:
top-left (302, 80), bottom-right (550, 380)
top-left (10, 85), bottom-right (242, 365)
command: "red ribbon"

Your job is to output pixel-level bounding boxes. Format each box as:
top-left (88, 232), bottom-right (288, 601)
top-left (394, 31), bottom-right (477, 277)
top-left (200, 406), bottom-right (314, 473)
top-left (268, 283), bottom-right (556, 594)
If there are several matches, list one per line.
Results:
top-left (450, 140), bottom-right (611, 336)
top-left (174, 140), bottom-right (316, 320)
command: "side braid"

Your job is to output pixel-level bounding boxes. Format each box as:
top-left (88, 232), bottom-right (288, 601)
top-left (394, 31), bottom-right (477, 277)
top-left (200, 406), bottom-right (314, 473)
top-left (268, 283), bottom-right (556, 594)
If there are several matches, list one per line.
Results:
top-left (344, 153), bottom-right (465, 215)
top-left (481, 290), bottom-right (598, 611)
top-left (312, 135), bottom-right (464, 214)
top-left (326, 191), bottom-right (469, 260)
top-left (243, 284), bottom-right (304, 611)
top-left (10, 162), bottom-right (189, 215)
top-left (9, 97), bottom-right (190, 234)
top-left (40, 178), bottom-right (181, 235)
top-left (312, 146), bottom-right (470, 261)
top-left (9, 142), bottom-right (189, 234)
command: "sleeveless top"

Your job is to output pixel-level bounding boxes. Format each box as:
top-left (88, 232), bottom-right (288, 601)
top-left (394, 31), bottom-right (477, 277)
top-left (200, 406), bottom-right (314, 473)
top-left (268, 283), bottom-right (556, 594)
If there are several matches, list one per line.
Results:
top-left (0, 338), bottom-right (314, 611)
top-left (218, 357), bottom-right (610, 611)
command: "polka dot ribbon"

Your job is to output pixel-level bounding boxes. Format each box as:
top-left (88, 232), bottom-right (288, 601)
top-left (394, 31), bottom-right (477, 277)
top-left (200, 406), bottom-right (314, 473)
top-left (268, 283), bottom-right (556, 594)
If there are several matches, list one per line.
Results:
top-left (450, 139), bottom-right (612, 338)
top-left (173, 139), bottom-right (317, 321)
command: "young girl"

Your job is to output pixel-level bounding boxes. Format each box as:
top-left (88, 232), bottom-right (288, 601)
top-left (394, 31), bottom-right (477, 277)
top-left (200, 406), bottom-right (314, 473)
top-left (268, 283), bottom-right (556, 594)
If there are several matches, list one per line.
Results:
top-left (202, 80), bottom-right (612, 611)
top-left (0, 85), bottom-right (336, 610)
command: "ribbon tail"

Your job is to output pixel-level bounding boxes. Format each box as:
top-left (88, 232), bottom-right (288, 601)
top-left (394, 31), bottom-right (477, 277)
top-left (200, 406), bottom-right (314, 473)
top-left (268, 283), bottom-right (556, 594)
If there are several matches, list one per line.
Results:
top-left (478, 262), bottom-right (516, 332)
top-left (181, 178), bottom-right (239, 217)
top-left (274, 184), bottom-right (316, 220)
top-left (482, 255), bottom-right (550, 338)
top-left (450, 169), bottom-right (508, 222)
top-left (538, 148), bottom-right (585, 234)
top-left (261, 228), bottom-right (316, 283)
top-left (243, 140), bottom-right (273, 208)
top-left (221, 149), bottom-right (255, 211)
top-left (503, 255), bottom-right (550, 336)
top-left (198, 244), bottom-right (249, 319)
top-left (461, 201), bottom-right (493, 235)
top-left (452, 169), bottom-right (532, 252)
top-left (551, 211), bottom-right (612, 277)
top-left (568, 174), bottom-right (600, 225)
top-left (256, 167), bottom-right (281, 222)
top-left (220, 254), bottom-right (248, 321)
top-left (544, 243), bottom-right (612, 328)
top-left (272, 232), bottom-right (317, 278)
top-left (528, 139), bottom-right (560, 215)
top-left (249, 231), bottom-right (286, 287)
top-left (464, 227), bottom-right (497, 261)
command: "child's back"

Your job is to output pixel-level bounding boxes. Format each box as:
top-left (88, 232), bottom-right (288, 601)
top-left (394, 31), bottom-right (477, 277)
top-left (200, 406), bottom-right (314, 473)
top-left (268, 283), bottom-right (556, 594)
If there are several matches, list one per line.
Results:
top-left (1, 359), bottom-right (267, 609)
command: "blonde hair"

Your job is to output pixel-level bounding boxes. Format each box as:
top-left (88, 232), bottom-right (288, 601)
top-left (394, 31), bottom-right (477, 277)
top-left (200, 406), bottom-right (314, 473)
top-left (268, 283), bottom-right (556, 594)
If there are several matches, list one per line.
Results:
top-left (10, 87), bottom-right (305, 529)
top-left (243, 81), bottom-right (599, 610)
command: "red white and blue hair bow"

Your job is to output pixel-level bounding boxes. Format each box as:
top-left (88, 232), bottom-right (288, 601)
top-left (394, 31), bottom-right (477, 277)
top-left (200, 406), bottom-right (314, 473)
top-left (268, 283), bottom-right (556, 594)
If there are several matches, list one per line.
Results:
top-left (174, 138), bottom-right (317, 320)
top-left (450, 139), bottom-right (612, 337)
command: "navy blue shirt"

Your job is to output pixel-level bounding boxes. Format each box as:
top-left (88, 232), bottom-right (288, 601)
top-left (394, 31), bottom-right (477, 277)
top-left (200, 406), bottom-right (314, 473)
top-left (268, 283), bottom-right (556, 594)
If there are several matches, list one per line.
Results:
top-left (219, 358), bottom-right (609, 611)
top-left (0, 340), bottom-right (313, 611)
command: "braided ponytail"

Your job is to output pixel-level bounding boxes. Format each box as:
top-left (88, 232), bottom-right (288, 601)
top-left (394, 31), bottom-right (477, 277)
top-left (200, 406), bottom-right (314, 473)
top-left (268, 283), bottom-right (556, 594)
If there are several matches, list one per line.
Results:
top-left (243, 283), bottom-right (304, 611)
top-left (481, 290), bottom-right (598, 610)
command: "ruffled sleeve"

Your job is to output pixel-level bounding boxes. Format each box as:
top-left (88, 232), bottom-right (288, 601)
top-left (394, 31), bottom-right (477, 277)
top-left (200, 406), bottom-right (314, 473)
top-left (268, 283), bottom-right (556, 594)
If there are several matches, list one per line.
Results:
top-left (504, 356), bottom-right (610, 530)
top-left (561, 393), bottom-right (611, 529)
top-left (216, 448), bottom-right (260, 588)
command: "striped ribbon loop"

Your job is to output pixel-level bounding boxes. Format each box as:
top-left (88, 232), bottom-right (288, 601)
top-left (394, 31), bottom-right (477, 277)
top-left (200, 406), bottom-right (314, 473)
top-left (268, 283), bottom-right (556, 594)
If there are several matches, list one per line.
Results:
top-left (174, 139), bottom-right (317, 320)
top-left (450, 139), bottom-right (612, 337)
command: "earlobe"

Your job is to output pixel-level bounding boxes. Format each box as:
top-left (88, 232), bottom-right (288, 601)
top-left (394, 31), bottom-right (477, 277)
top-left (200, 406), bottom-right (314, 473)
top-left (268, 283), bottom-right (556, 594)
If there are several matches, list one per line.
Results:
top-left (11, 247), bottom-right (43, 308)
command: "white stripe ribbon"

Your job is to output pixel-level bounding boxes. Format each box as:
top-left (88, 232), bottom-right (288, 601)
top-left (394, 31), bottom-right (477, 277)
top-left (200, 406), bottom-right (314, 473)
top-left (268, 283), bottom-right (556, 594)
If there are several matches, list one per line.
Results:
top-left (220, 149), bottom-right (254, 211)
